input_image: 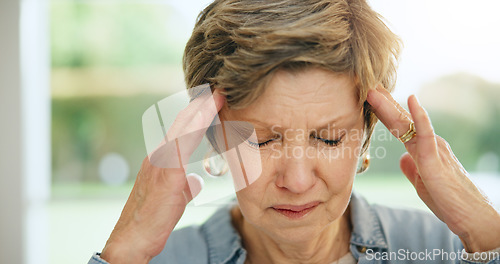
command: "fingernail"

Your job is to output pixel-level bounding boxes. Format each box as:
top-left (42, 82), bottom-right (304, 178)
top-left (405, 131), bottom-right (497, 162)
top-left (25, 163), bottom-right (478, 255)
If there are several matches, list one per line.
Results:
top-left (213, 89), bottom-right (224, 100)
top-left (367, 89), bottom-right (376, 100)
top-left (214, 90), bottom-right (226, 109)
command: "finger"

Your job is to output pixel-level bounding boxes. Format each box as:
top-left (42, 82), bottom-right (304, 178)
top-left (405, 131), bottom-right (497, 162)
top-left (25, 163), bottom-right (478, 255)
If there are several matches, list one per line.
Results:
top-left (367, 88), bottom-right (413, 140)
top-left (174, 90), bottom-right (225, 164)
top-left (407, 95), bottom-right (439, 164)
top-left (399, 153), bottom-right (444, 220)
top-left (400, 152), bottom-right (419, 185)
top-left (187, 89), bottom-right (225, 133)
top-left (150, 89), bottom-right (225, 169)
top-left (168, 88), bottom-right (225, 139)
top-left (375, 85), bottom-right (412, 121)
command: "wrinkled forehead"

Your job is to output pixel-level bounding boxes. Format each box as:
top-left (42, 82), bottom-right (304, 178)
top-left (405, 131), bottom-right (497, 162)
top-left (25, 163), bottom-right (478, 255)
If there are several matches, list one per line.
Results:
top-left (264, 68), bottom-right (356, 98)
top-left (222, 68), bottom-right (362, 129)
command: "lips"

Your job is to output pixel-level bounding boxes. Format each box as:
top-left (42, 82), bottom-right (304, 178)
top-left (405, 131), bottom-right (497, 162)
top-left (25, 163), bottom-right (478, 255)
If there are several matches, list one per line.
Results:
top-left (273, 201), bottom-right (320, 211)
top-left (272, 201), bottom-right (320, 219)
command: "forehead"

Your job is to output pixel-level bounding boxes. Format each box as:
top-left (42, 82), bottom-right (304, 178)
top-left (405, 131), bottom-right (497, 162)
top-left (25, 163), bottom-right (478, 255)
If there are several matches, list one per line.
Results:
top-left (225, 67), bottom-right (360, 128)
top-left (266, 68), bottom-right (355, 100)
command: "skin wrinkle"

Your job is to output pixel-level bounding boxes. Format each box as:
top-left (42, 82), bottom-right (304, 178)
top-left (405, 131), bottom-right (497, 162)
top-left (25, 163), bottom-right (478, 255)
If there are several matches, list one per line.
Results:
top-left (220, 67), bottom-right (363, 264)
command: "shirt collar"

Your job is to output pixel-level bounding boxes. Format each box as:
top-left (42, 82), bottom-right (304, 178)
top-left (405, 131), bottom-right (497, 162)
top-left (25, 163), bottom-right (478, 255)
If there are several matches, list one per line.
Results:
top-left (202, 201), bottom-right (246, 264)
top-left (349, 191), bottom-right (389, 249)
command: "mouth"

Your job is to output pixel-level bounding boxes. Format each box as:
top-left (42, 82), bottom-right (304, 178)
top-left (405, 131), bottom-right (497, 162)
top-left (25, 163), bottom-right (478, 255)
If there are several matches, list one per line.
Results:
top-left (271, 201), bottom-right (320, 220)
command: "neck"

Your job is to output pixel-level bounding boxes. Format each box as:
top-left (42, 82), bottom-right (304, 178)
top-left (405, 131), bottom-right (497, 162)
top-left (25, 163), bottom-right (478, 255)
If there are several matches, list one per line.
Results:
top-left (231, 206), bottom-right (352, 264)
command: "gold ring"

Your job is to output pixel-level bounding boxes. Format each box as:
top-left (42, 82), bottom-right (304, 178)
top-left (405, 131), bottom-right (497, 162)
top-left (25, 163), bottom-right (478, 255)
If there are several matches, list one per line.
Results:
top-left (399, 122), bottom-right (416, 144)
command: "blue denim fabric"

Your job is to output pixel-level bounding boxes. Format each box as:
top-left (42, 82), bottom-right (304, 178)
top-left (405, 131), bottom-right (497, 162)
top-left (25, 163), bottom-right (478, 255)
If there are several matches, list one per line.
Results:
top-left (88, 192), bottom-right (500, 264)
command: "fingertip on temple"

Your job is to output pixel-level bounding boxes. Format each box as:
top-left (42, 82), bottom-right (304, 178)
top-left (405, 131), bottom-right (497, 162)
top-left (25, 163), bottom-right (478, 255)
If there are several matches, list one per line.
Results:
top-left (366, 88), bottom-right (380, 109)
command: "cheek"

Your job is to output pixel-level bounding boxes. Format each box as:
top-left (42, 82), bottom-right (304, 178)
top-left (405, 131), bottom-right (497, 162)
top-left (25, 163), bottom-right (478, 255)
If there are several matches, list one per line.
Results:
top-left (234, 176), bottom-right (270, 224)
top-left (316, 131), bottom-right (365, 189)
top-left (224, 146), bottom-right (263, 192)
top-left (213, 122), bottom-right (265, 192)
top-left (230, 150), bottom-right (281, 221)
top-left (316, 152), bottom-right (357, 193)
top-left (230, 148), bottom-right (275, 199)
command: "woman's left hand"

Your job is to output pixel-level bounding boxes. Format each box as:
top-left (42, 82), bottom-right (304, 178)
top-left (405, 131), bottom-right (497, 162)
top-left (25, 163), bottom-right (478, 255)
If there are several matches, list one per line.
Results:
top-left (367, 85), bottom-right (500, 253)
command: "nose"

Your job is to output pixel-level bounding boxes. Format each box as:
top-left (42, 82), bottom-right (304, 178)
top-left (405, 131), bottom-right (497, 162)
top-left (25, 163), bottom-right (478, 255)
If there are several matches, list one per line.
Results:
top-left (275, 144), bottom-right (316, 194)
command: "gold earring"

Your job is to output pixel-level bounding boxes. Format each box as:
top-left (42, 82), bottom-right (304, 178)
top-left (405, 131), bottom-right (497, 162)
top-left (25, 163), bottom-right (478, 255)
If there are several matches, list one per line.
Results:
top-left (357, 152), bottom-right (370, 174)
top-left (203, 148), bottom-right (229, 177)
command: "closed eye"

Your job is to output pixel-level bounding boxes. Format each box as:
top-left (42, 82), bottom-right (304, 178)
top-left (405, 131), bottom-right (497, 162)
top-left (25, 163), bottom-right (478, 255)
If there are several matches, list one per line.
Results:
top-left (247, 138), bottom-right (276, 148)
top-left (247, 133), bottom-right (345, 148)
top-left (313, 134), bottom-right (344, 147)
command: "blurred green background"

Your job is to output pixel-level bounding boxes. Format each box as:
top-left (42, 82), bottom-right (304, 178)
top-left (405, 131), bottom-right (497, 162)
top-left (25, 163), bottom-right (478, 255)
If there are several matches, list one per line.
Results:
top-left (49, 1), bottom-right (500, 263)
top-left (51, 1), bottom-right (182, 192)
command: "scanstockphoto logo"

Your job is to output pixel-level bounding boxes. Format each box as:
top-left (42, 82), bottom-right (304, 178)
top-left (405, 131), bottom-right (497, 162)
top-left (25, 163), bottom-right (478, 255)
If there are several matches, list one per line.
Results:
top-left (365, 248), bottom-right (500, 262)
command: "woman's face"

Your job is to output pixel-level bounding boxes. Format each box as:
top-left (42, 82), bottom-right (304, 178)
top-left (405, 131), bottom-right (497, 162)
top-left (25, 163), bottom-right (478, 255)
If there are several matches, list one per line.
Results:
top-left (220, 67), bottom-right (365, 243)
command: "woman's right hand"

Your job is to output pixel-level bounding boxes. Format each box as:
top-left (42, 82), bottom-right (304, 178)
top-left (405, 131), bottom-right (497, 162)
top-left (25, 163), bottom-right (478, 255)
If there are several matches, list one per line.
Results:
top-left (100, 89), bottom-right (225, 264)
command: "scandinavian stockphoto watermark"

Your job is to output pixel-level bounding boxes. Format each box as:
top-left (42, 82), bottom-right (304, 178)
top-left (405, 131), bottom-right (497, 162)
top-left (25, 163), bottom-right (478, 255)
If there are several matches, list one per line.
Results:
top-left (251, 124), bottom-right (394, 161)
top-left (365, 248), bottom-right (500, 262)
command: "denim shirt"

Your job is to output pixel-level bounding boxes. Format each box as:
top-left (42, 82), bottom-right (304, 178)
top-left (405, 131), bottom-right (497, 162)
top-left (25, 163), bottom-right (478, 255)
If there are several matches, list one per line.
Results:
top-left (88, 192), bottom-right (500, 264)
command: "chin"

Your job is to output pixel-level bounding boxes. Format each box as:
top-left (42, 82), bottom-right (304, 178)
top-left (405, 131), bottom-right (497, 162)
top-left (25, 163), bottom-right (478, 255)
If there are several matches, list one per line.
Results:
top-left (271, 223), bottom-right (328, 244)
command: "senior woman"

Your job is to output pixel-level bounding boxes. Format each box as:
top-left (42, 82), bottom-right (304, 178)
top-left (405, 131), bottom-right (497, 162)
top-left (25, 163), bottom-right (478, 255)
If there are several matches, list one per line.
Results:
top-left (89, 0), bottom-right (500, 263)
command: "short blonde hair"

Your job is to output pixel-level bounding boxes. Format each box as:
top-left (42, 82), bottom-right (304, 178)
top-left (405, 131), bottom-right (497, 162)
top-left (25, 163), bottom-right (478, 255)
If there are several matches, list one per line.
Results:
top-left (183, 0), bottom-right (402, 154)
